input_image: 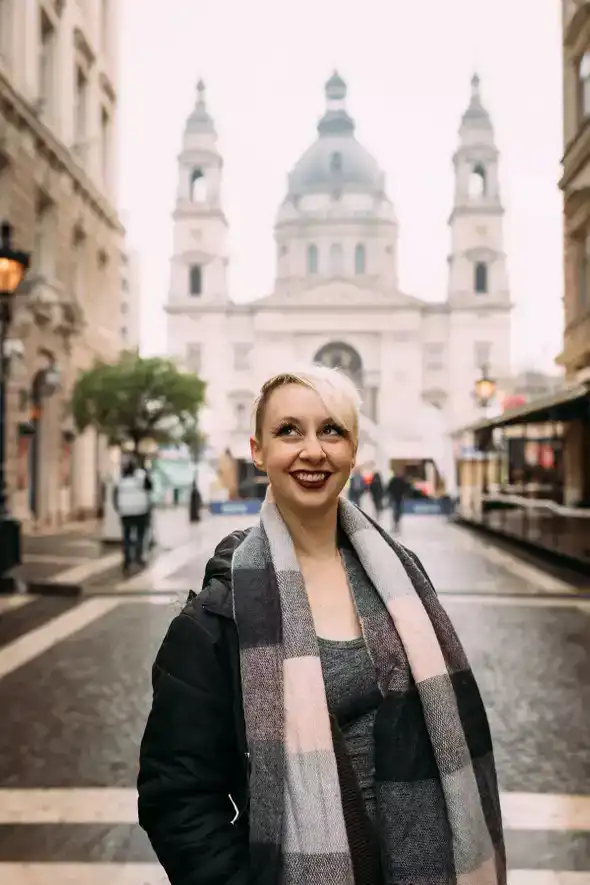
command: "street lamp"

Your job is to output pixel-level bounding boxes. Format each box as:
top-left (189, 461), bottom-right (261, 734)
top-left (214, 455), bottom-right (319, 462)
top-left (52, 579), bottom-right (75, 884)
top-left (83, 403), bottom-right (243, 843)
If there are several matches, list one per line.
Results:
top-left (474, 365), bottom-right (496, 501)
top-left (474, 365), bottom-right (496, 412)
top-left (0, 222), bottom-right (30, 582)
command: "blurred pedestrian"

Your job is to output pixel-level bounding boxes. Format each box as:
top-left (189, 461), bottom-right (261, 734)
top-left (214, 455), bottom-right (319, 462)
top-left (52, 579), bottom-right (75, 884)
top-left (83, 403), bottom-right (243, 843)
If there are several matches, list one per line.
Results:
top-left (138, 365), bottom-right (506, 884)
top-left (113, 458), bottom-right (153, 575)
top-left (189, 479), bottom-right (202, 523)
top-left (387, 470), bottom-right (409, 534)
top-left (348, 466), bottom-right (365, 507)
top-left (369, 470), bottom-right (384, 518)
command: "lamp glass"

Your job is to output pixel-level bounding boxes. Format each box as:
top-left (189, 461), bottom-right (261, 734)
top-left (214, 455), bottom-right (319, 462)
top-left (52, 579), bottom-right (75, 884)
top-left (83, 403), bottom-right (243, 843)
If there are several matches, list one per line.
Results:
top-left (475, 377), bottom-right (496, 403)
top-left (0, 257), bottom-right (25, 294)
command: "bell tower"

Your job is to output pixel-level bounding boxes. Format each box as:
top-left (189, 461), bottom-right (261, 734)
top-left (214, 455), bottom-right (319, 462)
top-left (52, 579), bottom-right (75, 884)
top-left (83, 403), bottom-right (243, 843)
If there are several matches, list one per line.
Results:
top-left (447, 74), bottom-right (510, 310)
top-left (446, 75), bottom-right (512, 429)
top-left (167, 80), bottom-right (228, 318)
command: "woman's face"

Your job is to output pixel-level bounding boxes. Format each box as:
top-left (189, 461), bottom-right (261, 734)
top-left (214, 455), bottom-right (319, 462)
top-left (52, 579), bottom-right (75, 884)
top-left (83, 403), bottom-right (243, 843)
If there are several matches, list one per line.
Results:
top-left (251, 383), bottom-right (356, 513)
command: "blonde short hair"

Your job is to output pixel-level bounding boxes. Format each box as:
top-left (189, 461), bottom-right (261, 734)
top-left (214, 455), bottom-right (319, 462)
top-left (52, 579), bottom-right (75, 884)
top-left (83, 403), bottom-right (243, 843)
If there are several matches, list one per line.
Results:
top-left (253, 364), bottom-right (361, 445)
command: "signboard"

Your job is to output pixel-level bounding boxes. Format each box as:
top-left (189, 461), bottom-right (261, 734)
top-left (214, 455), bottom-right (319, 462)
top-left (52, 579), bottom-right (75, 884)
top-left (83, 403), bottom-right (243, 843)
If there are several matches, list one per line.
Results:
top-left (209, 499), bottom-right (262, 516)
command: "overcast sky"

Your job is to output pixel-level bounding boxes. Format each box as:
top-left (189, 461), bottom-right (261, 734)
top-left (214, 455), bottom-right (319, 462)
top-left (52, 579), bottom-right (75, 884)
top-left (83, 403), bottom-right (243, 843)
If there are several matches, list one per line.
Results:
top-left (118, 0), bottom-right (564, 373)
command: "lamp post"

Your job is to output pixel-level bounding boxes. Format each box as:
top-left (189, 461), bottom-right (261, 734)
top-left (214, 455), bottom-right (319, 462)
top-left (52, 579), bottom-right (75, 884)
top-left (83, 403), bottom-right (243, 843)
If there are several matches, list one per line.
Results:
top-left (0, 222), bottom-right (30, 581)
top-left (474, 365), bottom-right (496, 500)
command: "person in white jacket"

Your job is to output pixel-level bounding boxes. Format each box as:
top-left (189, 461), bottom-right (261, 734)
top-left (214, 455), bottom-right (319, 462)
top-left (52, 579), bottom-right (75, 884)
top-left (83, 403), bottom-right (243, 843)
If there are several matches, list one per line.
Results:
top-left (113, 458), bottom-right (153, 574)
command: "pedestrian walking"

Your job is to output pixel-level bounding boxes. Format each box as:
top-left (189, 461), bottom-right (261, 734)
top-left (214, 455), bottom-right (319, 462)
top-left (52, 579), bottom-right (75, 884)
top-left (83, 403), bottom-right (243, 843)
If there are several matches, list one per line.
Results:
top-left (347, 466), bottom-right (365, 507)
top-left (189, 478), bottom-right (202, 522)
top-left (369, 470), bottom-right (384, 518)
top-left (113, 458), bottom-right (153, 575)
top-left (387, 470), bottom-right (409, 534)
top-left (138, 364), bottom-right (506, 885)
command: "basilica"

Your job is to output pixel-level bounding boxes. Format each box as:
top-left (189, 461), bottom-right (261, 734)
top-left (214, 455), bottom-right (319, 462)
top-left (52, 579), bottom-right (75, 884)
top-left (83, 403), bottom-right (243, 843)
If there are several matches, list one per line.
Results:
top-left (165, 72), bottom-right (512, 485)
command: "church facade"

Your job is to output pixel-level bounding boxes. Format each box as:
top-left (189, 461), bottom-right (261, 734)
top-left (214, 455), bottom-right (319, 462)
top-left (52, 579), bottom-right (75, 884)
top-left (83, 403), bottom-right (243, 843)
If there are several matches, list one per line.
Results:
top-left (166, 73), bottom-right (512, 481)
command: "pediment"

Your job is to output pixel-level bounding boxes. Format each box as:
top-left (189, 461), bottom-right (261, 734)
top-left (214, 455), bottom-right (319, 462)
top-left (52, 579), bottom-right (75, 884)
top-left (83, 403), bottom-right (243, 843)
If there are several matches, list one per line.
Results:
top-left (257, 280), bottom-right (426, 309)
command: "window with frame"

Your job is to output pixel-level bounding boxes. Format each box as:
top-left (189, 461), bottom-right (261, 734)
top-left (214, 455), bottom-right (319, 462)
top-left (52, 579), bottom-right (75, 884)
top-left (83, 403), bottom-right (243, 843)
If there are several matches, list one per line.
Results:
top-left (468, 164), bottom-right (486, 198)
top-left (189, 264), bottom-right (202, 296)
top-left (235, 402), bottom-right (248, 431)
top-left (72, 229), bottom-right (86, 302)
top-left (39, 11), bottom-right (55, 117)
top-left (474, 261), bottom-right (488, 294)
top-left (33, 191), bottom-right (55, 278)
top-left (579, 52), bottom-right (590, 121)
top-left (234, 344), bottom-right (251, 371)
top-left (74, 65), bottom-right (88, 151)
top-left (354, 243), bottom-right (366, 275)
top-left (330, 152), bottom-right (342, 173)
top-left (190, 168), bottom-right (206, 202)
top-left (307, 243), bottom-right (318, 275)
top-left (101, 106), bottom-right (111, 188)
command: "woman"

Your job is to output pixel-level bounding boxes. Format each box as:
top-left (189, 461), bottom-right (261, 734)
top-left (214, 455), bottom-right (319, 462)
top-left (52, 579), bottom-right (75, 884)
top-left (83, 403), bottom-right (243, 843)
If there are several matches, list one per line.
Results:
top-left (138, 366), bottom-right (506, 885)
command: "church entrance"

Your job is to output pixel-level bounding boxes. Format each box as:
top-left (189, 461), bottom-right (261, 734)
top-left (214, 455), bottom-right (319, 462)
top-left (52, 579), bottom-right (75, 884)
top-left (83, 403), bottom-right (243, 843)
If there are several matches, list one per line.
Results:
top-left (313, 341), bottom-right (363, 394)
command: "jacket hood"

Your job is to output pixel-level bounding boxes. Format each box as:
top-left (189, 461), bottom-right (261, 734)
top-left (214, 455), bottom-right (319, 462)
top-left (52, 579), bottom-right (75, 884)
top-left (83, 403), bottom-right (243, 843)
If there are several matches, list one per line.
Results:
top-left (197, 527), bottom-right (252, 618)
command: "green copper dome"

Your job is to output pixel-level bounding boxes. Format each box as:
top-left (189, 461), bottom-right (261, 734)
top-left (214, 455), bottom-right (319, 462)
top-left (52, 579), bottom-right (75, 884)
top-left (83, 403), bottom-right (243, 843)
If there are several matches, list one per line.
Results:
top-left (286, 72), bottom-right (385, 198)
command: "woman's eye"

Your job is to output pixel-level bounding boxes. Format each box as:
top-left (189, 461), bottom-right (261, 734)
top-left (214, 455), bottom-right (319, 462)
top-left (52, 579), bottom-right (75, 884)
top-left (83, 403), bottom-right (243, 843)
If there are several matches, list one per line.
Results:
top-left (322, 424), bottom-right (344, 437)
top-left (277, 424), bottom-right (298, 436)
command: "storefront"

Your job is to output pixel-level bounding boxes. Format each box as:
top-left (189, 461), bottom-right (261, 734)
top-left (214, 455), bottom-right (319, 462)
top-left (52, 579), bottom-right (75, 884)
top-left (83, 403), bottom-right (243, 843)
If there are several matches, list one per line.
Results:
top-left (453, 382), bottom-right (590, 569)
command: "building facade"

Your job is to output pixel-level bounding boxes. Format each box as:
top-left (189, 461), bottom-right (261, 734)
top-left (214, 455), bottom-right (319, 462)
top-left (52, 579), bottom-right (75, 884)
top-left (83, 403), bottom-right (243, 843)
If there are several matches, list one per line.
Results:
top-left (560, 0), bottom-right (590, 381)
top-left (0, 0), bottom-right (123, 526)
top-left (558, 0), bottom-right (590, 501)
top-left (166, 73), bottom-right (512, 485)
top-left (120, 247), bottom-right (141, 352)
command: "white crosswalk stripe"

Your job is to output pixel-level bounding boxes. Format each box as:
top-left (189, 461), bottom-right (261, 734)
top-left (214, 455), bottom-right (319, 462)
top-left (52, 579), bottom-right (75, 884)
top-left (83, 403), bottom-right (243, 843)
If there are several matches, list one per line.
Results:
top-left (1, 787), bottom-right (589, 831)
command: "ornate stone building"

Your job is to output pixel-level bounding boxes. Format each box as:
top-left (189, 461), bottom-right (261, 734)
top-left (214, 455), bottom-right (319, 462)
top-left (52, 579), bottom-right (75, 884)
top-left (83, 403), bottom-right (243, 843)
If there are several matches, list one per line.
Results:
top-left (0, 0), bottom-right (123, 525)
top-left (560, 0), bottom-right (590, 382)
top-left (558, 0), bottom-right (590, 502)
top-left (166, 73), bottom-right (512, 485)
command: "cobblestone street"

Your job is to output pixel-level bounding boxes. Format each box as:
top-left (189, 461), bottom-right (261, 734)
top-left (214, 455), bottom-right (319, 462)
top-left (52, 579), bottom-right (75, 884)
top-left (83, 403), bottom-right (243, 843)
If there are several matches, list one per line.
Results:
top-left (0, 511), bottom-right (589, 883)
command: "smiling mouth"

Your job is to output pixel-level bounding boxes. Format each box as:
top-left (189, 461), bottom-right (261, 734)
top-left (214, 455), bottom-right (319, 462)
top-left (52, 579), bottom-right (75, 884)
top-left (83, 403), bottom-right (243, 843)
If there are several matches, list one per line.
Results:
top-left (290, 471), bottom-right (333, 489)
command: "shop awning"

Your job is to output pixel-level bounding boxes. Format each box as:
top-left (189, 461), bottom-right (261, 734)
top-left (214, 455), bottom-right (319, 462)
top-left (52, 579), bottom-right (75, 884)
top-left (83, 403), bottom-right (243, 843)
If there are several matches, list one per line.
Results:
top-left (455, 382), bottom-right (590, 434)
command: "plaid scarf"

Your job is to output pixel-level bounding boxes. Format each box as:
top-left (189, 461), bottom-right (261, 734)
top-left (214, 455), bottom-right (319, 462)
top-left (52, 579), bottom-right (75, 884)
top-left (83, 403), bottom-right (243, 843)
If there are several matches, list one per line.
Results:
top-left (232, 498), bottom-right (506, 885)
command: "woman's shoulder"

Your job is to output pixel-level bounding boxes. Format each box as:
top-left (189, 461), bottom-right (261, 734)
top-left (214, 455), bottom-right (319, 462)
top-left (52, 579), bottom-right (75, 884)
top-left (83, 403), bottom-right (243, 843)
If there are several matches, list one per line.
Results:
top-left (181, 526), bottom-right (252, 618)
top-left (202, 526), bottom-right (253, 587)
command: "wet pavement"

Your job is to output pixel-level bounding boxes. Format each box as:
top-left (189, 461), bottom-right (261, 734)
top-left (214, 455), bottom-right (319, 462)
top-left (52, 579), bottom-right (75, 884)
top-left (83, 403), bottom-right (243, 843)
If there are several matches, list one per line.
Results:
top-left (0, 511), bottom-right (589, 882)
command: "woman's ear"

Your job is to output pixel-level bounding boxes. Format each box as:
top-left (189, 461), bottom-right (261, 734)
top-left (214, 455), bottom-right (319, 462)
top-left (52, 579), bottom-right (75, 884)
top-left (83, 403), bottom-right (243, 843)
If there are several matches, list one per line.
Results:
top-left (250, 436), bottom-right (265, 472)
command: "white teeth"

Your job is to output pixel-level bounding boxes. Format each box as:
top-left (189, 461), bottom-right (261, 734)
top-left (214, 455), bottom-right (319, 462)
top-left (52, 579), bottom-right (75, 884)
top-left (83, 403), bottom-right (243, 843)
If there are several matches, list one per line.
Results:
top-left (295, 472), bottom-right (329, 482)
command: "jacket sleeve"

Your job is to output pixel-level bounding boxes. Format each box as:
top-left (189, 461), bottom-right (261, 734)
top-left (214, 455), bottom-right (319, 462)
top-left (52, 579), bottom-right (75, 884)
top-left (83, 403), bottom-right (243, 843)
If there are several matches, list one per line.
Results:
top-left (138, 610), bottom-right (248, 885)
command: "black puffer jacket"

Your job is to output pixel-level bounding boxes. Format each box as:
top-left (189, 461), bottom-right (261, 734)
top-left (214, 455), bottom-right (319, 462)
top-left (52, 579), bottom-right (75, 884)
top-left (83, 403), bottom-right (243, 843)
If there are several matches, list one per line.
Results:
top-left (138, 528), bottom-right (251, 885)
top-left (138, 525), bottom-right (431, 884)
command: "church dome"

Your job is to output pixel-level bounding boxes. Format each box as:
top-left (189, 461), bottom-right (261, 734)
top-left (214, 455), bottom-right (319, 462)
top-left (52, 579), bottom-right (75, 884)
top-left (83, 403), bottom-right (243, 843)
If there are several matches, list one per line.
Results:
top-left (286, 72), bottom-right (385, 198)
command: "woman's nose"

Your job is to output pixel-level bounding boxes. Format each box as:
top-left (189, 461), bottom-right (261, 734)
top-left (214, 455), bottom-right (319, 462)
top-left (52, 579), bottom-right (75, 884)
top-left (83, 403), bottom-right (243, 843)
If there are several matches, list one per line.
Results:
top-left (300, 435), bottom-right (326, 461)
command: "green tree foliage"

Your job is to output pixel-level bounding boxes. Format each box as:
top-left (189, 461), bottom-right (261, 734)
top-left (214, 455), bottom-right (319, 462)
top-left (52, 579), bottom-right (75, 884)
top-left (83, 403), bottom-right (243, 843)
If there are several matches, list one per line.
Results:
top-left (70, 352), bottom-right (206, 450)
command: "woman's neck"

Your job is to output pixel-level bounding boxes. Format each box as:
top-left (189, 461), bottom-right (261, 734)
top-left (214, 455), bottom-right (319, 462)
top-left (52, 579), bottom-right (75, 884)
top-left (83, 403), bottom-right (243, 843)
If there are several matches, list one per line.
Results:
top-left (276, 499), bottom-right (339, 560)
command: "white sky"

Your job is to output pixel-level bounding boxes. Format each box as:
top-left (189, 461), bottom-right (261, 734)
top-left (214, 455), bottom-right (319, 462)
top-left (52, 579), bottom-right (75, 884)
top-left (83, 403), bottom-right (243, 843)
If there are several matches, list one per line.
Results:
top-left (118, 0), bottom-right (564, 373)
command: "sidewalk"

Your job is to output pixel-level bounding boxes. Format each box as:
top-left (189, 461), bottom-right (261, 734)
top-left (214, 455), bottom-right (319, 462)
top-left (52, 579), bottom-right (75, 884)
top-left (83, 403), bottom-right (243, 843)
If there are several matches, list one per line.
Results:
top-left (9, 508), bottom-right (226, 596)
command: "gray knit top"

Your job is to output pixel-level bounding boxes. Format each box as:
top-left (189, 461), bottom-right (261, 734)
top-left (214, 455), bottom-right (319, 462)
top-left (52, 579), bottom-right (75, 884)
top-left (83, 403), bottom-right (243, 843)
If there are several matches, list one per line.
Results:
top-left (317, 546), bottom-right (384, 824)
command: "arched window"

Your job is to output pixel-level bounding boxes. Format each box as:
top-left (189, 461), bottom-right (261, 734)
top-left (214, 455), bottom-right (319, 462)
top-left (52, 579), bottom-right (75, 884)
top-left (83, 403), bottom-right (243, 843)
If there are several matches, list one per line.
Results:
top-left (235, 403), bottom-right (246, 430)
top-left (580, 52), bottom-right (590, 118)
top-left (330, 243), bottom-right (343, 276)
top-left (314, 340), bottom-right (363, 392)
top-left (468, 164), bottom-right (486, 198)
top-left (354, 243), bottom-right (366, 274)
top-left (329, 152), bottom-right (342, 173)
top-left (307, 244), bottom-right (318, 275)
top-left (189, 264), bottom-right (202, 296)
top-left (474, 261), bottom-right (488, 294)
top-left (190, 168), bottom-right (206, 202)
